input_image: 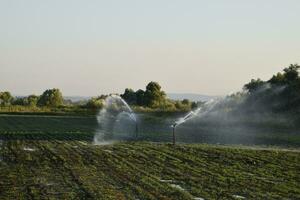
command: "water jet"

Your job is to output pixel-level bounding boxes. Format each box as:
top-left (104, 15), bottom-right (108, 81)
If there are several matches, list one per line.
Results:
top-left (171, 99), bottom-right (218, 145)
top-left (94, 94), bottom-right (138, 144)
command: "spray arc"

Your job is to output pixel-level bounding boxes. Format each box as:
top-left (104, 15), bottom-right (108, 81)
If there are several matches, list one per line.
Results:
top-left (172, 110), bottom-right (198, 145)
top-left (171, 99), bottom-right (218, 145)
top-left (111, 94), bottom-right (139, 138)
top-left (94, 94), bottom-right (138, 144)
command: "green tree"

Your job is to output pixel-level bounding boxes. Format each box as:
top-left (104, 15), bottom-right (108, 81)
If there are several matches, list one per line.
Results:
top-left (144, 82), bottom-right (167, 108)
top-left (174, 101), bottom-right (183, 109)
top-left (27, 95), bottom-right (39, 106)
top-left (12, 95), bottom-right (39, 106)
top-left (37, 89), bottom-right (63, 107)
top-left (86, 97), bottom-right (104, 109)
top-left (0, 91), bottom-right (13, 106)
top-left (269, 72), bottom-right (285, 85)
top-left (244, 79), bottom-right (265, 93)
top-left (268, 64), bottom-right (300, 85)
top-left (136, 89), bottom-right (145, 106)
top-left (182, 99), bottom-right (190, 105)
top-left (283, 64), bottom-right (300, 83)
top-left (12, 97), bottom-right (27, 106)
top-left (121, 88), bottom-right (137, 105)
top-left (242, 64), bottom-right (300, 112)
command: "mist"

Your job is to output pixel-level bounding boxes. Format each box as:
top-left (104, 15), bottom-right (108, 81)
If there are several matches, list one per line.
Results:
top-left (172, 83), bottom-right (299, 146)
top-left (94, 84), bottom-right (300, 147)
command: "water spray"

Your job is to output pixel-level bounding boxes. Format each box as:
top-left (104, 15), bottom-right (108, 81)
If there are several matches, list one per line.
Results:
top-left (170, 100), bottom-right (218, 145)
top-left (125, 110), bottom-right (138, 139)
top-left (171, 111), bottom-right (196, 145)
top-left (110, 94), bottom-right (139, 139)
top-left (94, 94), bottom-right (138, 144)
top-left (135, 121), bottom-right (138, 138)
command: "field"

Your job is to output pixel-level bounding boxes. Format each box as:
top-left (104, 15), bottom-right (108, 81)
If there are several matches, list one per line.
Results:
top-left (0, 115), bottom-right (299, 147)
top-left (0, 141), bottom-right (299, 199)
top-left (0, 115), bottom-right (299, 199)
top-left (0, 115), bottom-right (97, 140)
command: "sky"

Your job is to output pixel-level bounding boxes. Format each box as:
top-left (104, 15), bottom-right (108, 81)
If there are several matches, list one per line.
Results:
top-left (1, 0), bottom-right (300, 96)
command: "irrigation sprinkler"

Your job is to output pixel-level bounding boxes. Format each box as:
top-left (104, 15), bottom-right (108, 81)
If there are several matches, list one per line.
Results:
top-left (135, 121), bottom-right (138, 139)
top-left (172, 123), bottom-right (177, 145)
top-left (171, 110), bottom-right (197, 145)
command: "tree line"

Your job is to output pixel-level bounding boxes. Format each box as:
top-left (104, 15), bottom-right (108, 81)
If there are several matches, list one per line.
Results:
top-left (121, 81), bottom-right (197, 110)
top-left (242, 64), bottom-right (300, 113)
top-left (0, 82), bottom-right (198, 112)
top-left (84, 81), bottom-right (198, 111)
top-left (0, 89), bottom-right (63, 107)
top-left (206, 64), bottom-right (300, 118)
top-left (1, 64), bottom-right (299, 114)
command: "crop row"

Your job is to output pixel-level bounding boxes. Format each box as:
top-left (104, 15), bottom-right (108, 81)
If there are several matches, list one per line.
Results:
top-left (0, 141), bottom-right (299, 199)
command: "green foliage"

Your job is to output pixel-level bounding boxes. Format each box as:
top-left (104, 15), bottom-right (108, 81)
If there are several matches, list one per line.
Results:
top-left (242, 64), bottom-right (300, 112)
top-left (269, 72), bottom-right (285, 85)
top-left (136, 89), bottom-right (145, 106)
top-left (174, 100), bottom-right (193, 111)
top-left (121, 82), bottom-right (196, 111)
top-left (182, 99), bottom-right (190, 105)
top-left (12, 95), bottom-right (39, 106)
top-left (0, 91), bottom-right (13, 106)
top-left (0, 105), bottom-right (95, 115)
top-left (25, 95), bottom-right (39, 106)
top-left (121, 82), bottom-right (168, 108)
top-left (1, 83), bottom-right (197, 113)
top-left (243, 78), bottom-right (265, 93)
top-left (12, 97), bottom-right (27, 106)
top-left (144, 81), bottom-right (167, 108)
top-left (121, 88), bottom-right (137, 105)
top-left (283, 64), bottom-right (300, 83)
top-left (37, 88), bottom-right (63, 107)
top-left (85, 96), bottom-right (104, 109)
top-left (269, 64), bottom-right (300, 85)
top-left (0, 105), bottom-right (51, 113)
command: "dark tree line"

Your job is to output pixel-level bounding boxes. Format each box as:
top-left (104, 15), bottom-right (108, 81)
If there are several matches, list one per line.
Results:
top-left (243, 64), bottom-right (300, 113)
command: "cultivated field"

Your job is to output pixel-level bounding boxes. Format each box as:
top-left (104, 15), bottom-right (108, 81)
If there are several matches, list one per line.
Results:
top-left (0, 115), bottom-right (97, 140)
top-left (0, 141), bottom-right (299, 199)
top-left (0, 115), bottom-right (299, 199)
top-left (1, 115), bottom-right (300, 147)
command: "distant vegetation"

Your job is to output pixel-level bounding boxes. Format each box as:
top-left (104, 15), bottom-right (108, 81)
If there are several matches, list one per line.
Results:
top-left (121, 81), bottom-right (198, 111)
top-left (0, 64), bottom-right (299, 115)
top-left (84, 81), bottom-right (199, 112)
top-left (0, 88), bottom-right (63, 108)
top-left (217, 63), bottom-right (300, 120)
top-left (0, 82), bottom-right (199, 114)
top-left (0, 88), bottom-right (92, 115)
top-left (243, 64), bottom-right (300, 113)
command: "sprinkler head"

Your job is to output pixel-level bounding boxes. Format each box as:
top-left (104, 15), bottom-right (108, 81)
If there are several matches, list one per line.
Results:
top-left (172, 123), bottom-right (176, 145)
top-left (172, 123), bottom-right (177, 128)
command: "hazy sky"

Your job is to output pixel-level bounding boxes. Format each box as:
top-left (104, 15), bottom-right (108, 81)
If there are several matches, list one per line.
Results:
top-left (1, 0), bottom-right (300, 96)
